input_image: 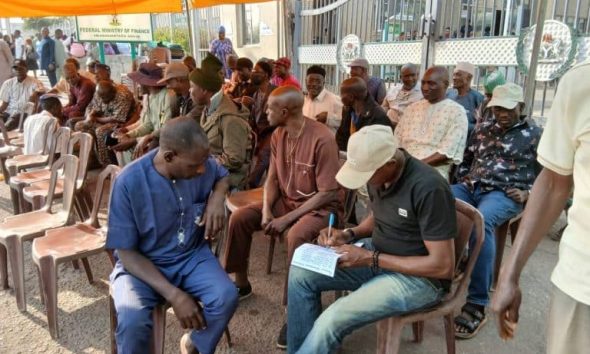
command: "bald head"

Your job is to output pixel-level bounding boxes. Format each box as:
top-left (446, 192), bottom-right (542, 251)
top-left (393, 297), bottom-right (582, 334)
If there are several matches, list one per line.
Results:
top-left (340, 77), bottom-right (368, 107)
top-left (96, 80), bottom-right (117, 103)
top-left (421, 66), bottom-right (449, 103)
top-left (64, 62), bottom-right (81, 86)
top-left (270, 86), bottom-right (305, 112)
top-left (267, 86), bottom-right (305, 126)
top-left (160, 116), bottom-right (209, 153)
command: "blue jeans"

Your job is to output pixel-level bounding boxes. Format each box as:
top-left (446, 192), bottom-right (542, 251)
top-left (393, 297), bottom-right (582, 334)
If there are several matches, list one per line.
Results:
top-left (287, 239), bottom-right (445, 354)
top-left (451, 183), bottom-right (522, 306)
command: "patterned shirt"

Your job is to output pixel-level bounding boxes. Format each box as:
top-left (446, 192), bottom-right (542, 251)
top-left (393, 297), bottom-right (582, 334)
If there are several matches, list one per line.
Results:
top-left (395, 98), bottom-right (468, 178)
top-left (457, 117), bottom-right (542, 192)
top-left (381, 83), bottom-right (423, 124)
top-left (209, 38), bottom-right (234, 79)
top-left (85, 84), bottom-right (134, 124)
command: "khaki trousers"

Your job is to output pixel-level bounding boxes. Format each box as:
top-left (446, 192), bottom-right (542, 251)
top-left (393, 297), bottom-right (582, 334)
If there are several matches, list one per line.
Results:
top-left (547, 285), bottom-right (590, 354)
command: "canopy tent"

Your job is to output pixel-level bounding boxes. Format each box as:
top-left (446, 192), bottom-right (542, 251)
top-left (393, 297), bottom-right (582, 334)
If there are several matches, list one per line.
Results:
top-left (0, 0), bottom-right (276, 17)
top-left (0, 1), bottom-right (181, 18)
top-left (191, 0), bottom-right (275, 8)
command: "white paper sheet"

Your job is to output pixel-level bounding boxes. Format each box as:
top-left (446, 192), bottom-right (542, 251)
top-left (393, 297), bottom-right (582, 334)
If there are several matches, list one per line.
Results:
top-left (291, 243), bottom-right (342, 277)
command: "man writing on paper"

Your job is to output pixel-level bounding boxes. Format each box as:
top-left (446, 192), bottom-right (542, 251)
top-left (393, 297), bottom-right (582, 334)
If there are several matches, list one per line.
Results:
top-left (286, 125), bottom-right (457, 353)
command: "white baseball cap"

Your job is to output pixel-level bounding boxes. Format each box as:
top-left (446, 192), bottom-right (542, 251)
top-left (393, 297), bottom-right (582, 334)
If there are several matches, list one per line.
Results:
top-left (336, 125), bottom-right (399, 190)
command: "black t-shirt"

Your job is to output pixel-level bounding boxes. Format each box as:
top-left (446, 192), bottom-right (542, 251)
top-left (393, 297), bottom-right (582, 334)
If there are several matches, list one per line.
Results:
top-left (368, 151), bottom-right (457, 257)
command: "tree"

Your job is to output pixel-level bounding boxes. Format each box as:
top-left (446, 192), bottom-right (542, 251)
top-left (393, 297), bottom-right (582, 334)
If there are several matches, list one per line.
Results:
top-left (23, 18), bottom-right (61, 32)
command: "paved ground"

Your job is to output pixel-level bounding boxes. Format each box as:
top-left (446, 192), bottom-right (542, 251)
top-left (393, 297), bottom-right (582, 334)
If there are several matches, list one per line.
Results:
top-left (0, 169), bottom-right (565, 354)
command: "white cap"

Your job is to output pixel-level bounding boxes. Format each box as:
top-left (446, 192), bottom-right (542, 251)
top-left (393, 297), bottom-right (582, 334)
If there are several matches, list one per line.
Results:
top-left (487, 83), bottom-right (524, 110)
top-left (336, 125), bottom-right (399, 190)
top-left (454, 61), bottom-right (476, 76)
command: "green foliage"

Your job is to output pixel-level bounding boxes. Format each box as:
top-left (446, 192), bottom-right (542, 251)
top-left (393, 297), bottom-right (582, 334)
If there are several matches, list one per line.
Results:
top-left (23, 17), bottom-right (62, 32)
top-left (153, 27), bottom-right (190, 51)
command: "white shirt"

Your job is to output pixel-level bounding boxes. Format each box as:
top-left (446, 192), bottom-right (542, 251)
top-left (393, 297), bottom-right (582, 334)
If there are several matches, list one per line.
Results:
top-left (381, 84), bottom-right (423, 124)
top-left (0, 40), bottom-right (13, 88)
top-left (394, 98), bottom-right (468, 178)
top-left (302, 88), bottom-right (343, 134)
top-left (14, 37), bottom-right (24, 59)
top-left (23, 110), bottom-right (58, 154)
top-left (538, 60), bottom-right (590, 306)
top-left (0, 76), bottom-right (45, 116)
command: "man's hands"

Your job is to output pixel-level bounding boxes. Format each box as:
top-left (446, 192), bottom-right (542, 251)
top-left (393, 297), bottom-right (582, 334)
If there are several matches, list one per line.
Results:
top-left (111, 134), bottom-right (136, 152)
top-left (490, 275), bottom-right (522, 340)
top-left (202, 197), bottom-right (225, 241)
top-left (133, 134), bottom-right (154, 159)
top-left (264, 214), bottom-right (292, 237)
top-left (317, 228), bottom-right (351, 247)
top-left (335, 245), bottom-right (372, 268)
top-left (315, 111), bottom-right (328, 124)
top-left (506, 189), bottom-right (528, 204)
top-left (168, 288), bottom-right (206, 330)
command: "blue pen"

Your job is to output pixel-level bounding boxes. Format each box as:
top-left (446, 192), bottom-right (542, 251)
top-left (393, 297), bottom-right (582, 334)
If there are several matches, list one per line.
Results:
top-left (327, 213), bottom-right (335, 242)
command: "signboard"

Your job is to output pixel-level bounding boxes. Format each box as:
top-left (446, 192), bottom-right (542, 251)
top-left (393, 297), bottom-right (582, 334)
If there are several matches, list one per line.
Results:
top-left (76, 14), bottom-right (153, 42)
top-left (517, 20), bottom-right (578, 82)
top-left (337, 34), bottom-right (362, 74)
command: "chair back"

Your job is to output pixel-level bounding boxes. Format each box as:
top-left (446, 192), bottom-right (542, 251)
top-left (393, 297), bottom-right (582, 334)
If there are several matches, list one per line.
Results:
top-left (88, 165), bottom-right (121, 228)
top-left (18, 102), bottom-right (36, 133)
top-left (66, 132), bottom-right (94, 190)
top-left (44, 154), bottom-right (79, 219)
top-left (448, 199), bottom-right (484, 300)
top-left (46, 127), bottom-right (71, 165)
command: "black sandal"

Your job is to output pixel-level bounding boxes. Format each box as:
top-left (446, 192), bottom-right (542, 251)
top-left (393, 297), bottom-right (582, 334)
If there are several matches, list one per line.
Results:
top-left (454, 303), bottom-right (487, 339)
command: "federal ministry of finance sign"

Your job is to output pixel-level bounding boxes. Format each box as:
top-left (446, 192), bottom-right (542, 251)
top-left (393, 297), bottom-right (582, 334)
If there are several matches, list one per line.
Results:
top-left (76, 14), bottom-right (153, 42)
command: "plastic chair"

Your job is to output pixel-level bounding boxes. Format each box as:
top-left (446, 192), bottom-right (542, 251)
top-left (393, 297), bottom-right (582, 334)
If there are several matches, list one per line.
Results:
top-left (0, 154), bottom-right (79, 312)
top-left (22, 132), bottom-right (94, 217)
top-left (6, 126), bottom-right (70, 176)
top-left (493, 212), bottom-right (523, 289)
top-left (31, 165), bottom-right (121, 339)
top-left (375, 199), bottom-right (484, 354)
top-left (9, 130), bottom-right (83, 214)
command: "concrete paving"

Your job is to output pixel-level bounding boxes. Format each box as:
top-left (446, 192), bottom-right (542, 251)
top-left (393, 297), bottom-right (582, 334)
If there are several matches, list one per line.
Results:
top-left (0, 171), bottom-right (565, 354)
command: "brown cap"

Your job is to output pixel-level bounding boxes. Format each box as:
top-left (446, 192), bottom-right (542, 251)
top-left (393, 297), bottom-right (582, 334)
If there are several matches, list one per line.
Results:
top-left (158, 62), bottom-right (190, 84)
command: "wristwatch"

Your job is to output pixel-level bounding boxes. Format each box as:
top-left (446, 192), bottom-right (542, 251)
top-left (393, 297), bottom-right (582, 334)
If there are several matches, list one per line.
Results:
top-left (343, 228), bottom-right (356, 242)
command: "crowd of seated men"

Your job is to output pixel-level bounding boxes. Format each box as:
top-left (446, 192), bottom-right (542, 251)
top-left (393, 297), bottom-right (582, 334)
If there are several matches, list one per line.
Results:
top-left (1, 48), bottom-right (548, 354)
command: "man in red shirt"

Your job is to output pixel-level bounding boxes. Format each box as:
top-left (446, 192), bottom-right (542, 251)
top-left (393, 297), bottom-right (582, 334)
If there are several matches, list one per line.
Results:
top-left (272, 57), bottom-right (301, 90)
top-left (62, 61), bottom-right (95, 127)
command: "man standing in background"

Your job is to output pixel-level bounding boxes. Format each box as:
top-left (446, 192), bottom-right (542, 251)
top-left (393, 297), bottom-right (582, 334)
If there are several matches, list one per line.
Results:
top-left (40, 27), bottom-right (57, 87)
top-left (53, 29), bottom-right (67, 85)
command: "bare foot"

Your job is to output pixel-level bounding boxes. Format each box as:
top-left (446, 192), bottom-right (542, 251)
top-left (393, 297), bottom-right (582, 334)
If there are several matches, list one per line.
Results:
top-left (180, 333), bottom-right (198, 354)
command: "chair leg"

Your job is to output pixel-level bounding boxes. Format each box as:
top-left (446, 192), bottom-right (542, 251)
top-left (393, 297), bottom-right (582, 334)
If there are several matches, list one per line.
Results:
top-left (0, 157), bottom-right (10, 185)
top-left (0, 242), bottom-right (8, 289)
top-left (151, 304), bottom-right (167, 354)
top-left (266, 236), bottom-right (275, 275)
top-left (412, 321), bottom-right (424, 343)
top-left (224, 327), bottom-right (232, 347)
top-left (493, 223), bottom-right (509, 289)
top-left (81, 257), bottom-right (94, 284)
top-left (39, 256), bottom-right (59, 339)
top-left (106, 250), bottom-right (116, 268)
top-left (109, 295), bottom-right (118, 354)
top-left (31, 195), bottom-right (44, 210)
top-left (376, 318), bottom-right (403, 354)
top-left (72, 259), bottom-right (80, 270)
top-left (443, 314), bottom-right (456, 354)
top-left (5, 235), bottom-right (26, 311)
top-left (9, 186), bottom-right (21, 215)
top-left (36, 265), bottom-right (45, 306)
